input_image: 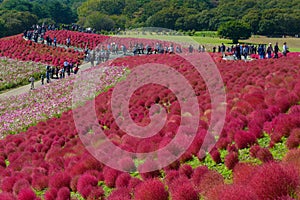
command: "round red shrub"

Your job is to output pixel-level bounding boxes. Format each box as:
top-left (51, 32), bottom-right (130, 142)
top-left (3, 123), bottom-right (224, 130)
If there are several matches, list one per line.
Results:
top-left (127, 177), bottom-right (142, 191)
top-left (249, 162), bottom-right (300, 199)
top-left (207, 185), bottom-right (259, 200)
top-left (249, 144), bottom-right (261, 158)
top-left (134, 179), bottom-right (169, 200)
top-left (283, 149), bottom-right (300, 175)
top-left (17, 188), bottom-right (37, 200)
top-left (168, 176), bottom-right (190, 193)
top-left (77, 174), bottom-right (98, 197)
top-left (225, 151), bottom-right (239, 170)
top-left (56, 187), bottom-right (70, 200)
top-left (233, 163), bottom-right (257, 185)
top-left (118, 157), bottom-right (136, 172)
top-left (31, 174), bottom-right (48, 191)
top-left (103, 167), bottom-right (120, 188)
top-left (44, 188), bottom-right (57, 200)
top-left (196, 170), bottom-right (224, 195)
top-left (0, 192), bottom-right (16, 200)
top-left (256, 148), bottom-right (274, 163)
top-left (234, 131), bottom-right (257, 149)
top-left (115, 173), bottom-right (131, 188)
top-left (164, 170), bottom-right (180, 186)
top-left (210, 149), bottom-right (222, 164)
top-left (287, 128), bottom-right (300, 149)
top-left (178, 164), bottom-right (193, 178)
top-left (13, 179), bottom-right (31, 196)
top-left (191, 166), bottom-right (209, 187)
top-left (107, 188), bottom-right (131, 200)
top-left (138, 160), bottom-right (161, 180)
top-left (1, 176), bottom-right (17, 192)
top-left (171, 182), bottom-right (199, 200)
top-left (87, 187), bottom-right (105, 200)
top-left (48, 172), bottom-right (71, 189)
top-left (70, 175), bottom-right (80, 192)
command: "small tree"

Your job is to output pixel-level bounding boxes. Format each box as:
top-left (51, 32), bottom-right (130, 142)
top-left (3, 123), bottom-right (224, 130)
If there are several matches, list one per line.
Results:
top-left (217, 20), bottom-right (251, 44)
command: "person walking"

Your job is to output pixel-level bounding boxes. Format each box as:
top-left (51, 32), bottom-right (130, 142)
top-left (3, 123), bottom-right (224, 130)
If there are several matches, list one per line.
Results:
top-left (274, 42), bottom-right (279, 58)
top-left (266, 43), bottom-right (273, 58)
top-left (53, 37), bottom-right (57, 47)
top-left (29, 76), bottom-right (35, 90)
top-left (282, 42), bottom-right (289, 56)
top-left (66, 37), bottom-right (71, 47)
top-left (41, 74), bottom-right (44, 85)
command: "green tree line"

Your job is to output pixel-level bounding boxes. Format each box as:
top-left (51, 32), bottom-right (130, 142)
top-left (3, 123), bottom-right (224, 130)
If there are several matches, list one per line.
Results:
top-left (0, 0), bottom-right (299, 38)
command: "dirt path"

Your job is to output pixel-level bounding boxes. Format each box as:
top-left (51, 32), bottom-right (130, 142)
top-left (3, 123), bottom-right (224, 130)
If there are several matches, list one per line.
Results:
top-left (0, 62), bottom-right (93, 99)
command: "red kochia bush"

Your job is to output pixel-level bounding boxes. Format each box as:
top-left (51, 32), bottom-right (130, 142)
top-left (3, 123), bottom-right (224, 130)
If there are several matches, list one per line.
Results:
top-left (233, 163), bottom-right (257, 185)
top-left (287, 128), bottom-right (300, 149)
top-left (283, 149), bottom-right (300, 175)
top-left (12, 179), bottom-right (31, 196)
top-left (0, 192), bottom-right (15, 200)
top-left (44, 188), bottom-right (57, 200)
top-left (17, 188), bottom-right (37, 200)
top-left (48, 172), bottom-right (71, 189)
top-left (134, 179), bottom-right (169, 200)
top-left (56, 187), bottom-right (70, 200)
top-left (77, 174), bottom-right (98, 198)
top-left (87, 187), bottom-right (105, 200)
top-left (0, 176), bottom-right (17, 192)
top-left (31, 174), bottom-right (48, 191)
top-left (118, 157), bottom-right (136, 172)
top-left (103, 167), bottom-right (120, 188)
top-left (234, 130), bottom-right (257, 149)
top-left (249, 162), bottom-right (300, 199)
top-left (210, 149), bottom-right (222, 164)
top-left (107, 188), bottom-right (131, 200)
top-left (206, 185), bottom-right (259, 200)
top-left (224, 151), bottom-right (239, 170)
top-left (171, 182), bottom-right (199, 200)
top-left (256, 147), bottom-right (274, 163)
top-left (167, 176), bottom-right (190, 193)
top-left (178, 164), bottom-right (193, 178)
top-left (115, 173), bottom-right (131, 188)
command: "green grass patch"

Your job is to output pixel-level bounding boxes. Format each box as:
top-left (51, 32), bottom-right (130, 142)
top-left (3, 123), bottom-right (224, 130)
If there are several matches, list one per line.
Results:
top-left (98, 181), bottom-right (114, 197)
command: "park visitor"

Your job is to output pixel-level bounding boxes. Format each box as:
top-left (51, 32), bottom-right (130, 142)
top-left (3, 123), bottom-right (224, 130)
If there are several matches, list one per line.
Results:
top-left (29, 76), bottom-right (35, 90)
top-left (282, 42), bottom-right (289, 56)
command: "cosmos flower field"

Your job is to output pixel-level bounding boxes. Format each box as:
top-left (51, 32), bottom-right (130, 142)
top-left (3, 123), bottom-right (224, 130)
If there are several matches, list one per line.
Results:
top-left (0, 31), bottom-right (300, 199)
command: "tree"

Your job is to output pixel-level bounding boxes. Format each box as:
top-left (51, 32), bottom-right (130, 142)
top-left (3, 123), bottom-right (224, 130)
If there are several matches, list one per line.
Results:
top-left (0, 18), bottom-right (6, 37)
top-left (217, 20), bottom-right (251, 43)
top-left (0, 10), bottom-right (38, 36)
top-left (85, 12), bottom-right (115, 31)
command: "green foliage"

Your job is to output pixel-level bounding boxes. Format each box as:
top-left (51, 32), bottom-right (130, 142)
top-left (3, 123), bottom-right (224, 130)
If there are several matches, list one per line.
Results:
top-left (98, 181), bottom-right (114, 197)
top-left (0, 10), bottom-right (38, 36)
top-left (217, 20), bottom-right (251, 43)
top-left (84, 12), bottom-right (115, 31)
top-left (270, 137), bottom-right (288, 160)
top-left (0, 0), bottom-right (299, 36)
top-left (186, 153), bottom-right (233, 181)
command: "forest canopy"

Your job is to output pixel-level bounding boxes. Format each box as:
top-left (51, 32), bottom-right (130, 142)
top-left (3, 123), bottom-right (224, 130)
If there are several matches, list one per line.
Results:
top-left (0, 0), bottom-right (299, 37)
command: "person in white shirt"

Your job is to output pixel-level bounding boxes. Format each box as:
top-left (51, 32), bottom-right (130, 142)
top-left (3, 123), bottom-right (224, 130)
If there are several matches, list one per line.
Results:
top-left (282, 42), bottom-right (288, 56)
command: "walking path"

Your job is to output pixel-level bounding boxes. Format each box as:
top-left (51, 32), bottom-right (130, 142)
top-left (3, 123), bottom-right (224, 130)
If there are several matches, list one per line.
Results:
top-left (0, 51), bottom-right (131, 99)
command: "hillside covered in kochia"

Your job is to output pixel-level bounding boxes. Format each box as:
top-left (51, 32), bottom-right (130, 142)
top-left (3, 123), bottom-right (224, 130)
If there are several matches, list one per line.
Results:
top-left (0, 0), bottom-right (299, 37)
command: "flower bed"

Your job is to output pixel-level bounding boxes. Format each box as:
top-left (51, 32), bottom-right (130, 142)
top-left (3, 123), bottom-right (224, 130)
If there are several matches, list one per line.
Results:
top-left (0, 58), bottom-right (45, 91)
top-left (0, 35), bottom-right (84, 67)
top-left (45, 30), bottom-right (181, 52)
top-left (45, 30), bottom-right (111, 49)
top-left (0, 53), bottom-right (300, 199)
top-left (0, 65), bottom-right (126, 136)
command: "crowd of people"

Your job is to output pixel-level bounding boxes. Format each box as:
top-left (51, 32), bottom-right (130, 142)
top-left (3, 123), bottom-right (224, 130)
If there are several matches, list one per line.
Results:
top-left (212, 42), bottom-right (289, 60)
top-left (23, 25), bottom-right (292, 89)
